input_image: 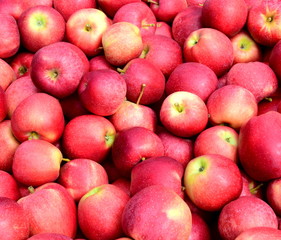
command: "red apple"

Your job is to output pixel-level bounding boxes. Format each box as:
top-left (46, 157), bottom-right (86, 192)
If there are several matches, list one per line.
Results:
top-left (155, 21), bottom-right (172, 38)
top-left (0, 58), bottom-right (16, 91)
top-left (9, 52), bottom-right (34, 78)
top-left (266, 178), bottom-right (281, 216)
top-left (112, 178), bottom-right (131, 197)
top-left (0, 170), bottom-right (20, 201)
top-left (89, 55), bottom-right (114, 71)
top-left (258, 96), bottom-right (281, 115)
top-left (240, 170), bottom-right (264, 199)
top-left (160, 91), bottom-right (209, 138)
top-left (189, 213), bottom-right (211, 240)
top-left (235, 227), bottom-right (281, 240)
top-left (27, 233), bottom-right (73, 240)
top-left (0, 86), bottom-right (7, 122)
top-left (269, 40), bottom-right (281, 80)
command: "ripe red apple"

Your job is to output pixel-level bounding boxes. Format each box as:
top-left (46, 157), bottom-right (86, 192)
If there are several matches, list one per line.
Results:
top-left (62, 114), bottom-right (116, 163)
top-left (266, 178), bottom-right (281, 216)
top-left (0, 197), bottom-right (29, 240)
top-left (112, 178), bottom-right (131, 196)
top-left (27, 233), bottom-right (73, 240)
top-left (155, 21), bottom-right (172, 38)
top-left (258, 96), bottom-right (281, 115)
top-left (0, 170), bottom-right (20, 201)
top-left (10, 52), bottom-right (34, 78)
top-left (122, 185), bottom-right (192, 239)
top-left (207, 85), bottom-right (258, 129)
top-left (11, 92), bottom-right (65, 143)
top-left (189, 213), bottom-right (211, 240)
top-left (30, 42), bottom-right (88, 98)
top-left (88, 55), bottom-right (114, 71)
top-left (165, 62), bottom-right (218, 102)
top-left (235, 227), bottom-right (281, 240)
top-left (0, 58), bottom-right (16, 91)
top-left (58, 158), bottom-right (109, 202)
top-left (78, 184), bottom-right (130, 240)
top-left (112, 126), bottom-right (164, 177)
top-left (18, 6), bottom-right (65, 53)
top-left (0, 86), bottom-right (7, 122)
top-left (218, 196), bottom-right (278, 240)
top-left (160, 91), bottom-right (209, 138)
top-left (183, 28), bottom-right (234, 77)
top-left (184, 154), bottom-right (242, 211)
top-left (66, 8), bottom-right (111, 57)
top-left (269, 40), bottom-right (281, 80)
top-left (238, 111), bottom-right (281, 182)
top-left (102, 22), bottom-right (143, 66)
top-left (239, 170), bottom-right (264, 199)
top-left (0, 13), bottom-right (20, 58)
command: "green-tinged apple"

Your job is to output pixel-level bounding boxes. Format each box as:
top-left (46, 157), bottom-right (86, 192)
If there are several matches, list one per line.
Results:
top-left (0, 58), bottom-right (16, 91)
top-left (184, 154), bottom-right (242, 211)
top-left (189, 213), bottom-right (211, 240)
top-left (66, 8), bottom-right (111, 57)
top-left (160, 91), bottom-right (209, 138)
top-left (18, 6), bottom-right (65, 53)
top-left (0, 87), bottom-right (7, 122)
top-left (122, 185), bottom-right (192, 239)
top-left (235, 227), bottom-right (281, 240)
top-left (165, 62), bottom-right (218, 102)
top-left (0, 197), bottom-right (29, 240)
top-left (58, 158), bottom-right (109, 202)
top-left (78, 184), bottom-right (130, 240)
top-left (207, 85), bottom-right (258, 129)
top-left (218, 196), bottom-right (278, 240)
top-left (112, 126), bottom-right (164, 177)
top-left (11, 93), bottom-right (65, 143)
top-left (10, 52), bottom-right (34, 78)
top-left (27, 233), bottom-right (73, 240)
top-left (0, 170), bottom-right (20, 201)
top-left (62, 114), bottom-right (116, 163)
top-left (194, 125), bottom-right (239, 163)
top-left (102, 22), bottom-right (143, 66)
top-left (183, 28), bottom-right (234, 77)
top-left (266, 178), bottom-right (281, 216)
top-left (155, 21), bottom-right (172, 38)
top-left (238, 111), bottom-right (281, 182)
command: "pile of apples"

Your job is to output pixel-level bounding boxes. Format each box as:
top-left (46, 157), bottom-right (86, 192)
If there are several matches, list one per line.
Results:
top-left (2, 0), bottom-right (281, 239)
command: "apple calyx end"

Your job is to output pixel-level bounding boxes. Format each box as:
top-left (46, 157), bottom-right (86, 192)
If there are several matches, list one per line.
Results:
top-left (18, 66), bottom-right (28, 76)
top-left (28, 131), bottom-right (39, 140)
top-left (173, 102), bottom-right (184, 113)
top-left (84, 24), bottom-right (92, 32)
top-left (105, 133), bottom-right (115, 147)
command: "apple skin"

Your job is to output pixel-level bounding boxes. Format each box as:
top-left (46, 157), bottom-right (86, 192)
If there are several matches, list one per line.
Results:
top-left (0, 13), bottom-right (20, 59)
top-left (119, 58), bottom-right (165, 105)
top-left (112, 178), bottom-right (131, 197)
top-left (78, 184), bottom-right (130, 240)
top-left (189, 213), bottom-right (211, 240)
top-left (194, 125), bottom-right (239, 163)
top-left (235, 227), bottom-right (281, 240)
top-left (247, 1), bottom-right (281, 47)
top-left (66, 8), bottom-right (111, 57)
top-left (0, 197), bottom-right (30, 240)
top-left (183, 28), bottom-right (234, 77)
top-left (112, 126), bottom-right (164, 177)
top-left (27, 233), bottom-right (73, 240)
top-left (102, 22), bottom-right (143, 67)
top-left (165, 62), bottom-right (218, 102)
top-left (184, 154), bottom-right (242, 211)
top-left (10, 52), bottom-right (34, 78)
top-left (258, 96), bottom-right (281, 115)
top-left (18, 183), bottom-right (77, 238)
top-left (0, 170), bottom-right (20, 201)
top-left (269, 40), bottom-right (281, 80)
top-left (11, 92), bottom-right (65, 143)
top-left (186, 0), bottom-right (205, 6)
top-left (58, 158), bottom-right (109, 202)
top-left (226, 61), bottom-right (279, 102)
top-left (266, 178), bottom-right (281, 216)
top-left (0, 86), bottom-right (7, 122)
top-left (30, 42), bottom-right (88, 99)
top-left (201, 0), bottom-right (248, 37)
top-left (155, 21), bottom-right (172, 38)
top-left (109, 100), bottom-right (158, 132)
top-left (172, 6), bottom-right (203, 47)
top-left (18, 5), bottom-right (66, 53)
top-left (238, 111), bottom-right (281, 182)
top-left (160, 91), bottom-right (209, 138)
top-left (0, 58), bottom-right (16, 91)
top-left (122, 185), bottom-right (192, 239)
top-left (207, 85), bottom-right (258, 129)
top-left (89, 55), bottom-right (114, 71)
top-left (130, 156), bottom-right (184, 197)
top-left (218, 196), bottom-right (278, 240)
top-left (12, 139), bottom-right (63, 187)
top-left (62, 114), bottom-right (116, 163)
top-left (239, 170), bottom-right (264, 199)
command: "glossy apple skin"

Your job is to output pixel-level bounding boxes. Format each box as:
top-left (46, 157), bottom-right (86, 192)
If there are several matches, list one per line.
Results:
top-left (269, 40), bottom-right (281, 80)
top-left (238, 111), bottom-right (281, 182)
top-left (155, 21), bottom-right (172, 38)
top-left (218, 196), bottom-right (278, 240)
top-left (0, 170), bottom-right (20, 201)
top-left (0, 58), bottom-right (16, 91)
top-left (78, 184), bottom-right (130, 240)
top-left (122, 185), bottom-right (192, 239)
top-left (88, 55), bottom-right (114, 71)
top-left (184, 154), bottom-right (242, 212)
top-left (235, 227), bottom-right (281, 240)
top-left (27, 233), bottom-right (73, 240)
top-left (10, 52), bottom-right (34, 78)
top-left (189, 213), bottom-right (211, 240)
top-left (0, 87), bottom-right (7, 122)
top-left (0, 197), bottom-right (29, 240)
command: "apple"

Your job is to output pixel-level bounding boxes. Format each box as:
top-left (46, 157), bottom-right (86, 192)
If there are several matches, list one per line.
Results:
top-left (194, 125), bottom-right (239, 163)
top-left (235, 227), bottom-right (281, 240)
top-left (30, 42), bottom-right (88, 99)
top-left (27, 233), bottom-right (73, 240)
top-left (66, 8), bottom-right (111, 57)
top-left (183, 28), bottom-right (234, 77)
top-left (155, 21), bottom-right (172, 38)
top-left (269, 40), bottom-right (281, 80)
top-left (112, 178), bottom-right (131, 196)
top-left (0, 197), bottom-right (29, 240)
top-left (184, 154), bottom-right (242, 211)
top-left (238, 111), bottom-right (281, 182)
top-left (0, 170), bottom-right (20, 201)
top-left (9, 52), bottom-right (34, 78)
top-left (62, 114), bottom-right (116, 163)
top-left (18, 183), bottom-right (77, 238)
top-left (189, 213), bottom-right (211, 240)
top-left (118, 58), bottom-right (165, 105)
top-left (165, 62), bottom-right (218, 102)
top-left (102, 22), bottom-right (143, 66)
top-left (226, 61), bottom-right (279, 102)
top-left (258, 96), bottom-right (281, 115)
top-left (0, 58), bottom-right (16, 91)
top-left (78, 184), bottom-right (130, 240)
top-left (0, 86), bottom-right (7, 122)
top-left (58, 158), bottom-right (109, 202)
top-left (160, 91), bottom-right (209, 138)
top-left (207, 85), bottom-right (258, 129)
top-left (18, 6), bottom-right (65, 53)
top-left (218, 196), bottom-right (278, 240)
top-left (112, 126), bottom-right (164, 177)
top-left (113, 2), bottom-right (157, 37)
top-left (0, 13), bottom-right (20, 59)
top-left (244, 0), bottom-right (262, 9)
top-left (266, 178), bottom-right (281, 216)
top-left (11, 92), bottom-right (65, 143)
top-left (239, 170), bottom-right (264, 199)
top-left (122, 185), bottom-right (192, 239)
top-left (89, 55), bottom-right (114, 71)
top-left (247, 1), bottom-right (281, 46)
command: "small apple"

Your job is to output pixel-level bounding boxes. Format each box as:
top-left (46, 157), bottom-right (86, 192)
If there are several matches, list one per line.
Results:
top-left (9, 52), bottom-right (34, 78)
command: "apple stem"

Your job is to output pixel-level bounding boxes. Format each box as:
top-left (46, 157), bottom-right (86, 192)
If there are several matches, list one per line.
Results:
top-left (147, 0), bottom-right (159, 4)
top-left (141, 157), bottom-right (146, 161)
top-left (62, 158), bottom-right (71, 162)
top-left (139, 47), bottom-right (149, 59)
top-left (28, 186), bottom-right (35, 194)
top-left (174, 103), bottom-right (184, 113)
top-left (250, 183), bottom-right (263, 194)
top-left (264, 97), bottom-right (272, 102)
top-left (142, 23), bottom-right (156, 28)
top-left (136, 84), bottom-right (146, 105)
top-left (28, 131), bottom-right (39, 140)
top-left (117, 68), bottom-right (126, 74)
